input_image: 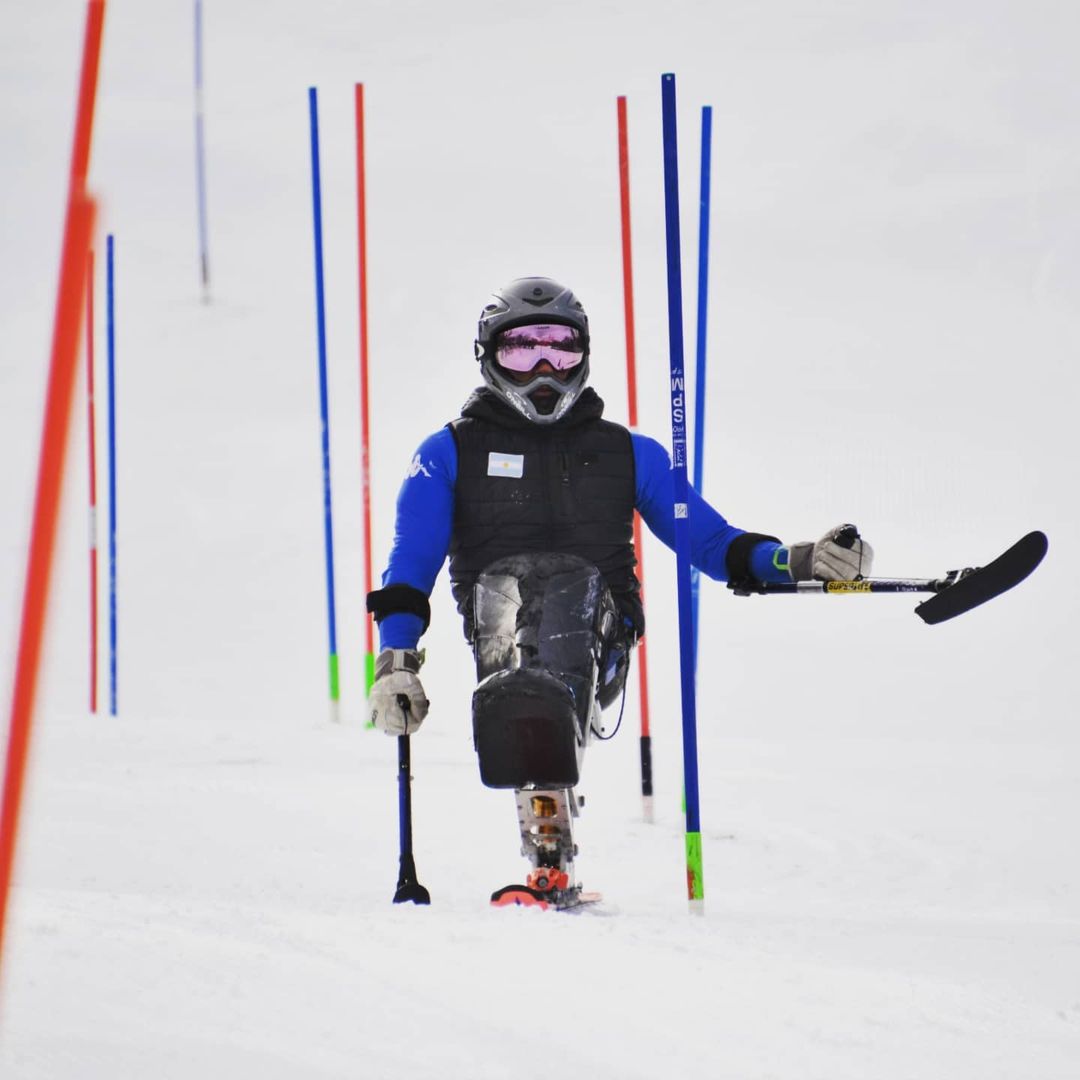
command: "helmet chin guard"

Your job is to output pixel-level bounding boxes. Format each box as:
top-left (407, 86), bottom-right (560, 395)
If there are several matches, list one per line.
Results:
top-left (474, 277), bottom-right (590, 425)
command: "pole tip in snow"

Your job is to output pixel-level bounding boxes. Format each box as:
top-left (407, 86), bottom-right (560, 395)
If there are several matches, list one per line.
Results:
top-left (393, 882), bottom-right (431, 905)
top-left (394, 854), bottom-right (431, 905)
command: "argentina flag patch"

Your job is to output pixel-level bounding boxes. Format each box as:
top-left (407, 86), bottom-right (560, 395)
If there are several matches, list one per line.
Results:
top-left (488, 452), bottom-right (524, 479)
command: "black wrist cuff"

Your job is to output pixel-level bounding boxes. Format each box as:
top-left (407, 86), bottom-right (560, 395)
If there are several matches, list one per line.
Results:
top-left (725, 532), bottom-right (782, 591)
top-left (366, 584), bottom-right (432, 632)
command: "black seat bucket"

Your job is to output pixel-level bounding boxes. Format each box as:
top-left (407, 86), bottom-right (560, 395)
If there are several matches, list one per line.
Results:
top-left (472, 668), bottom-right (581, 788)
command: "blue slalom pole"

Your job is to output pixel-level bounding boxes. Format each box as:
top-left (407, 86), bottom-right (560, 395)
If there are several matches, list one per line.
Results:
top-left (106, 234), bottom-right (118, 717)
top-left (307, 87), bottom-right (341, 721)
top-left (193, 0), bottom-right (211, 300)
top-left (661, 73), bottom-right (704, 911)
top-left (690, 105), bottom-right (713, 673)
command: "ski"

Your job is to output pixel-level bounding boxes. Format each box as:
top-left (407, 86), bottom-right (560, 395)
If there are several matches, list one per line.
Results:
top-left (491, 879), bottom-right (603, 912)
top-left (730, 531), bottom-right (1048, 625)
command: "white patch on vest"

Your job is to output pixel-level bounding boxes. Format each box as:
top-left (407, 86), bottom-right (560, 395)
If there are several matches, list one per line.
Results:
top-left (674, 502), bottom-right (688, 519)
top-left (408, 454), bottom-right (432, 479)
top-left (488, 452), bottom-right (524, 479)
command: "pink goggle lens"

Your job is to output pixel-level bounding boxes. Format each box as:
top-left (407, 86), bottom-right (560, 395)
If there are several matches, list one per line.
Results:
top-left (494, 324), bottom-right (585, 373)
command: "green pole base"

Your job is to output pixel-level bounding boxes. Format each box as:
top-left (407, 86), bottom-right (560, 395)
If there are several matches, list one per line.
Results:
top-left (328, 653), bottom-right (341, 723)
top-left (685, 830), bottom-right (704, 904)
top-left (328, 652), bottom-right (340, 700)
top-left (364, 650), bottom-right (376, 729)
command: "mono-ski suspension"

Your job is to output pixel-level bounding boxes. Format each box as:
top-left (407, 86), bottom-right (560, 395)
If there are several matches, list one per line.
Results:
top-left (489, 787), bottom-right (602, 912)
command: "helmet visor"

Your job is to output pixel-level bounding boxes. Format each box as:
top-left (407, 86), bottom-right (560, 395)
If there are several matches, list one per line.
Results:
top-left (494, 324), bottom-right (585, 374)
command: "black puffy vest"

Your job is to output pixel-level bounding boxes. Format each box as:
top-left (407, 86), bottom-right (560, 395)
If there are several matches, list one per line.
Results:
top-left (448, 388), bottom-right (642, 638)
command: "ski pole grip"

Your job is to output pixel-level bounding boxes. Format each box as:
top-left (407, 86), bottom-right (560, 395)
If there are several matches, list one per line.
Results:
top-left (397, 694), bottom-right (418, 734)
top-left (835, 524), bottom-right (860, 550)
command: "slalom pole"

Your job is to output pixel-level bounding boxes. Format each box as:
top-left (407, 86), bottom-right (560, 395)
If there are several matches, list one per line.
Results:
top-left (106, 234), bottom-right (118, 716)
top-left (1, 193), bottom-right (97, 981)
top-left (193, 0), bottom-right (211, 301)
top-left (0, 0), bottom-right (105, 981)
top-left (355, 83), bottom-right (377, 719)
top-left (660, 73), bottom-right (705, 912)
top-left (616, 95), bottom-right (654, 823)
top-left (307, 87), bottom-right (341, 723)
top-left (86, 248), bottom-right (98, 714)
top-left (690, 105), bottom-right (713, 674)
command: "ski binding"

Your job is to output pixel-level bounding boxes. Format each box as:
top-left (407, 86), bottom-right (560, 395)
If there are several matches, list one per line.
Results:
top-left (491, 868), bottom-right (602, 912)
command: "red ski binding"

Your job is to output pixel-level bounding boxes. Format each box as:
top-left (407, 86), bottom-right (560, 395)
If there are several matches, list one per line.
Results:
top-left (491, 867), bottom-right (600, 911)
top-left (491, 866), bottom-right (569, 909)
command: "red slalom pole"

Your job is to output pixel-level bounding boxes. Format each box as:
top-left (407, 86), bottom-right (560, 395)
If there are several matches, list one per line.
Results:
top-left (617, 96), bottom-right (654, 823)
top-left (1, 194), bottom-right (98, 976)
top-left (355, 83), bottom-right (377, 713)
top-left (87, 248), bottom-right (99, 713)
top-left (70, 2), bottom-right (105, 190)
top-left (0, 0), bottom-right (105, 982)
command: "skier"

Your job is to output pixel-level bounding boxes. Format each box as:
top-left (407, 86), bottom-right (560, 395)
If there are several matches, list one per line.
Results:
top-left (367, 276), bottom-right (873, 907)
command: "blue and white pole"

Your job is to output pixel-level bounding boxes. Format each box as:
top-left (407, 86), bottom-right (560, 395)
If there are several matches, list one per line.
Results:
top-left (307, 87), bottom-right (341, 722)
top-left (193, 0), bottom-right (210, 301)
top-left (661, 73), bottom-right (704, 911)
top-left (106, 234), bottom-right (118, 717)
top-left (690, 105), bottom-right (713, 674)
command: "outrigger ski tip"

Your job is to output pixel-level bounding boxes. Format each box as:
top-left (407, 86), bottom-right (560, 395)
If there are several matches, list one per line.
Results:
top-left (730, 531), bottom-right (1048, 625)
top-left (915, 530), bottom-right (1047, 625)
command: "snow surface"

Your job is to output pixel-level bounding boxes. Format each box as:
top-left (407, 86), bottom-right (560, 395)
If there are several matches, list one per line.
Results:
top-left (2, 1), bottom-right (1078, 1076)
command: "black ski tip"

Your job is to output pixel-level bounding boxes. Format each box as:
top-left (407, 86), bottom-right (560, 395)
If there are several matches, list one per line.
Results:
top-left (916, 530), bottom-right (1048, 625)
top-left (1024, 530), bottom-right (1049, 563)
top-left (393, 880), bottom-right (431, 905)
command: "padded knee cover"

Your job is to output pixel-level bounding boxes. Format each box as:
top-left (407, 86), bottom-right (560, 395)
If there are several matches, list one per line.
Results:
top-left (472, 668), bottom-right (583, 789)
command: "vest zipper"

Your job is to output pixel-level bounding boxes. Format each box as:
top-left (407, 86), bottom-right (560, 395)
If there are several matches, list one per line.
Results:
top-left (539, 439), bottom-right (555, 549)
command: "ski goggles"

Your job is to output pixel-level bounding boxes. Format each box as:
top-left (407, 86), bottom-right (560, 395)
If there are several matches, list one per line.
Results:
top-left (493, 324), bottom-right (585, 373)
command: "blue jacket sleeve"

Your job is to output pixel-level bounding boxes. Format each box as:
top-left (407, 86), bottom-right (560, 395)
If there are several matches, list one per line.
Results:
top-left (632, 433), bottom-right (788, 583)
top-left (377, 428), bottom-right (457, 649)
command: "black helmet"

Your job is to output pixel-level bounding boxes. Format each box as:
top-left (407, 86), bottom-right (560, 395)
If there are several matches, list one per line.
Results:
top-left (474, 277), bottom-right (590, 425)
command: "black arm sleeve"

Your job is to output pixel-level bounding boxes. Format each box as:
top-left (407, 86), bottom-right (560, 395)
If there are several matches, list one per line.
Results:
top-left (724, 532), bottom-right (782, 590)
top-left (366, 584), bottom-right (432, 632)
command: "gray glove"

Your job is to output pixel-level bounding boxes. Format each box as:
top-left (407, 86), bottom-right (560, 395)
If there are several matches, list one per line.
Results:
top-left (788, 524), bottom-right (874, 582)
top-left (369, 648), bottom-right (429, 735)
